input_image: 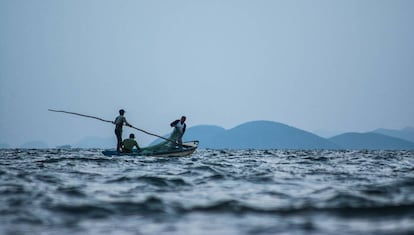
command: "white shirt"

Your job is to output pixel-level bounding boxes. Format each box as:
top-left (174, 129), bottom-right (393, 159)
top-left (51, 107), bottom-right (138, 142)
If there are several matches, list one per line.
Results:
top-left (175, 121), bottom-right (185, 133)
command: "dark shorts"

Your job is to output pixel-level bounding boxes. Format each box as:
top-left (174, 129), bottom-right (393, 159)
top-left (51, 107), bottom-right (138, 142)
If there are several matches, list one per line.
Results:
top-left (115, 128), bottom-right (122, 141)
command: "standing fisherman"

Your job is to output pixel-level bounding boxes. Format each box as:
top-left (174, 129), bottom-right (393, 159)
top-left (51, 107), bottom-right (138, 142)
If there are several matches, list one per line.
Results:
top-left (113, 109), bottom-right (131, 152)
top-left (170, 116), bottom-right (186, 149)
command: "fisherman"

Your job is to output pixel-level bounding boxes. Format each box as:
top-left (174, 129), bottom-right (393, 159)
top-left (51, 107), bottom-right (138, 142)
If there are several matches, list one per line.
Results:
top-left (122, 133), bottom-right (140, 153)
top-left (113, 109), bottom-right (131, 152)
top-left (170, 116), bottom-right (186, 149)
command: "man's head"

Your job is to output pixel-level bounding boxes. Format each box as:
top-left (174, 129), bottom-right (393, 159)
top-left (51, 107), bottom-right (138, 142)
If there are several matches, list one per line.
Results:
top-left (129, 133), bottom-right (135, 139)
top-left (180, 116), bottom-right (186, 123)
top-left (119, 109), bottom-right (125, 115)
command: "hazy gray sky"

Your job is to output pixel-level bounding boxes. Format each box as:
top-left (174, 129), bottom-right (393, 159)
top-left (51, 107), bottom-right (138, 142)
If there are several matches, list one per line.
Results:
top-left (1, 0), bottom-right (413, 147)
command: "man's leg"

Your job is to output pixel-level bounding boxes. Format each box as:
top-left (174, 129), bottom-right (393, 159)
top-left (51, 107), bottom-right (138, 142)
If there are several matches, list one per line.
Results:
top-left (115, 129), bottom-right (122, 152)
top-left (178, 135), bottom-right (183, 150)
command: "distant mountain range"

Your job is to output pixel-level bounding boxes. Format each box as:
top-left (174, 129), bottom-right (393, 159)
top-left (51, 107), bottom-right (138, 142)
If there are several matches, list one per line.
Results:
top-left (73, 136), bottom-right (114, 149)
top-left (0, 143), bottom-right (10, 149)
top-left (329, 132), bottom-right (414, 150)
top-left (0, 137), bottom-right (114, 149)
top-left (20, 141), bottom-right (49, 149)
top-left (182, 121), bottom-right (339, 149)
top-left (1, 121), bottom-right (414, 150)
top-left (373, 127), bottom-right (414, 143)
top-left (179, 121), bottom-right (414, 150)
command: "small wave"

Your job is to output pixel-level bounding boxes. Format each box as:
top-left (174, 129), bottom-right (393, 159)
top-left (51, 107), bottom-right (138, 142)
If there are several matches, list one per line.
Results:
top-left (33, 156), bottom-right (118, 165)
top-left (35, 174), bottom-right (63, 184)
top-left (192, 165), bottom-right (222, 174)
top-left (12, 215), bottom-right (45, 225)
top-left (328, 204), bottom-right (414, 217)
top-left (139, 176), bottom-right (190, 187)
top-left (106, 175), bottom-right (190, 187)
top-left (324, 192), bottom-right (379, 207)
top-left (205, 174), bottom-right (226, 180)
top-left (109, 196), bottom-right (166, 215)
top-left (35, 158), bottom-right (63, 164)
top-left (181, 198), bottom-right (414, 218)
top-left (186, 199), bottom-right (252, 213)
top-left (48, 195), bottom-right (168, 218)
top-left (245, 174), bottom-right (274, 183)
top-left (398, 177), bottom-right (414, 187)
top-left (257, 190), bottom-right (292, 200)
top-left (57, 186), bottom-right (86, 198)
top-left (0, 184), bottom-right (27, 195)
top-left (358, 177), bottom-right (414, 201)
top-left (48, 203), bottom-right (113, 219)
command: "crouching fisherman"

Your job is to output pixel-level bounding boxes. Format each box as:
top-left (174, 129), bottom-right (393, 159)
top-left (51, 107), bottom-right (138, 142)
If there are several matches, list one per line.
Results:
top-left (122, 133), bottom-right (140, 153)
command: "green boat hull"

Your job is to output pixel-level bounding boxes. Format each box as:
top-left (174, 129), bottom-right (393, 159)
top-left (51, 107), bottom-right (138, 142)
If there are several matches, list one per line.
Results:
top-left (102, 141), bottom-right (199, 157)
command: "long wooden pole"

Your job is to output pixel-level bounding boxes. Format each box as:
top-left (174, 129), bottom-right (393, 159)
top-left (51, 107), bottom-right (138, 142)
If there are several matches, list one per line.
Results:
top-left (48, 109), bottom-right (186, 146)
top-left (129, 125), bottom-right (176, 143)
top-left (48, 109), bottom-right (113, 123)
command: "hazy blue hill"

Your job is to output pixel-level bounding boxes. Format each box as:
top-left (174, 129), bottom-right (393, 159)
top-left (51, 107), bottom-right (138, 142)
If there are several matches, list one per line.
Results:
top-left (183, 121), bottom-right (338, 149)
top-left (56, 145), bottom-right (72, 149)
top-left (329, 132), bottom-right (414, 150)
top-left (74, 136), bottom-right (114, 148)
top-left (183, 125), bottom-right (226, 148)
top-left (151, 121), bottom-right (414, 150)
top-left (210, 121), bottom-right (338, 149)
top-left (0, 143), bottom-right (10, 149)
top-left (373, 127), bottom-right (414, 143)
top-left (21, 141), bottom-right (48, 149)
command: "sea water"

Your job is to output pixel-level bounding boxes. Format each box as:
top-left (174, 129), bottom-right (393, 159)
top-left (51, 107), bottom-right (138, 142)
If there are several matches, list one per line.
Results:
top-left (0, 149), bottom-right (413, 235)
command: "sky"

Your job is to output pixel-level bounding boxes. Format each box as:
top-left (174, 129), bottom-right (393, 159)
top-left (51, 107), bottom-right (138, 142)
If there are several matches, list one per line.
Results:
top-left (1, 0), bottom-right (413, 147)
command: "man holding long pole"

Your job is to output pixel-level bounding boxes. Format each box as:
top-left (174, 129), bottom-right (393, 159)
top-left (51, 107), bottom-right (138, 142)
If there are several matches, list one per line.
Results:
top-left (113, 109), bottom-right (131, 152)
top-left (48, 109), bottom-right (190, 148)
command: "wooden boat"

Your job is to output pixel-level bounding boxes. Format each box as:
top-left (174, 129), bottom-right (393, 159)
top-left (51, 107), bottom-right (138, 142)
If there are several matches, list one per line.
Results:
top-left (102, 140), bottom-right (199, 157)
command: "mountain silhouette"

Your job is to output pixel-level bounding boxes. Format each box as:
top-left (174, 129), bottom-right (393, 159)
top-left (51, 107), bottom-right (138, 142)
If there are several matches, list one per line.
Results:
top-left (183, 121), bottom-right (338, 149)
top-left (0, 143), bottom-right (10, 149)
top-left (181, 125), bottom-right (225, 146)
top-left (9, 122), bottom-right (414, 150)
top-left (20, 141), bottom-right (49, 149)
top-left (74, 136), bottom-right (114, 148)
top-left (329, 132), bottom-right (414, 150)
top-left (373, 127), bottom-right (414, 143)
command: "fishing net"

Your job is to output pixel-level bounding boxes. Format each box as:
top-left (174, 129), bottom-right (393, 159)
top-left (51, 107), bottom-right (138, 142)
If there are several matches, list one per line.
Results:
top-left (139, 128), bottom-right (181, 154)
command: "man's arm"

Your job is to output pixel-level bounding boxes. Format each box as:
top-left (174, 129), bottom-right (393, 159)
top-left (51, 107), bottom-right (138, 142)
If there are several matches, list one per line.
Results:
top-left (135, 141), bottom-right (140, 150)
top-left (170, 120), bottom-right (179, 127)
top-left (124, 117), bottom-right (131, 127)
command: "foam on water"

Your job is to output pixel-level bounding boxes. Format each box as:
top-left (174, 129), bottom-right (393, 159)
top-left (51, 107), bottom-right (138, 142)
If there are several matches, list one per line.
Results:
top-left (1, 149), bottom-right (414, 235)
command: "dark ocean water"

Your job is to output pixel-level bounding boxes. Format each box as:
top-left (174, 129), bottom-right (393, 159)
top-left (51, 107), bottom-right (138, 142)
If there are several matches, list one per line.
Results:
top-left (1, 149), bottom-right (414, 235)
